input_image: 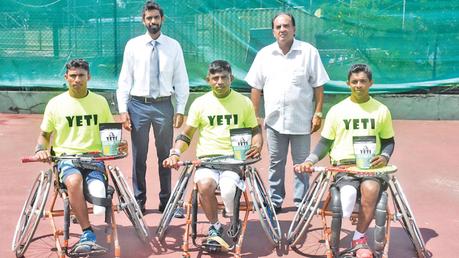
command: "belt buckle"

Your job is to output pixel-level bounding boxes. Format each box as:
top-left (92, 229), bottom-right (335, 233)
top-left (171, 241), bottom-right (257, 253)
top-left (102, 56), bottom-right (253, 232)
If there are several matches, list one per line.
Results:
top-left (143, 97), bottom-right (153, 103)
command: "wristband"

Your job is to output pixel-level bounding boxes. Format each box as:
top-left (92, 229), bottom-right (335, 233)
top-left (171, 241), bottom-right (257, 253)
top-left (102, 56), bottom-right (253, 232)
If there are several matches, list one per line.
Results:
top-left (175, 134), bottom-right (191, 145)
top-left (34, 144), bottom-right (47, 154)
top-left (169, 148), bottom-right (181, 157)
top-left (314, 112), bottom-right (323, 118)
top-left (304, 153), bottom-right (319, 164)
top-left (380, 153), bottom-right (391, 161)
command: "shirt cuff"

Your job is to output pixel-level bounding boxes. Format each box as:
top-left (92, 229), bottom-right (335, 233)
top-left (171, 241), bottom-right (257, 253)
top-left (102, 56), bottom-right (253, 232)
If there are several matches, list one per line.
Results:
top-left (176, 103), bottom-right (186, 114)
top-left (118, 103), bottom-right (128, 113)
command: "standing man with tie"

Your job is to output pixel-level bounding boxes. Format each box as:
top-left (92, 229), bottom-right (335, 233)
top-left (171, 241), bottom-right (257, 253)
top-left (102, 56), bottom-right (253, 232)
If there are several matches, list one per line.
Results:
top-left (117, 1), bottom-right (189, 217)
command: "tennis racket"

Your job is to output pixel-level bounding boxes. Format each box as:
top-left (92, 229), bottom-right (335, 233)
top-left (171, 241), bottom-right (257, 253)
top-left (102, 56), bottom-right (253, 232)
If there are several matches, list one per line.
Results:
top-left (21, 152), bottom-right (128, 163)
top-left (311, 164), bottom-right (397, 177)
top-left (178, 155), bottom-right (260, 170)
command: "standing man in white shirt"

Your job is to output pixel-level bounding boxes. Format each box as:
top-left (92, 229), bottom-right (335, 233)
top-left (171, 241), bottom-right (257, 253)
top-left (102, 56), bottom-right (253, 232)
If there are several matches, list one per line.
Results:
top-left (117, 1), bottom-right (189, 217)
top-left (245, 13), bottom-right (329, 213)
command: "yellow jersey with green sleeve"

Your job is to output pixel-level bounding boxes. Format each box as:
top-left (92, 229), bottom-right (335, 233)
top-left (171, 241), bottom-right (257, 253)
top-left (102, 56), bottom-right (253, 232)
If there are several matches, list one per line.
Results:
top-left (186, 90), bottom-right (258, 158)
top-left (321, 97), bottom-right (394, 163)
top-left (40, 91), bottom-right (114, 155)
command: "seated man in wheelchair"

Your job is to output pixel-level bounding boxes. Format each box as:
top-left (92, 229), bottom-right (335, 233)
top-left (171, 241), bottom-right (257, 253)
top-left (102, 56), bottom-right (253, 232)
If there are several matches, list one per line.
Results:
top-left (295, 64), bottom-right (395, 258)
top-left (163, 60), bottom-right (263, 250)
top-left (32, 58), bottom-right (127, 255)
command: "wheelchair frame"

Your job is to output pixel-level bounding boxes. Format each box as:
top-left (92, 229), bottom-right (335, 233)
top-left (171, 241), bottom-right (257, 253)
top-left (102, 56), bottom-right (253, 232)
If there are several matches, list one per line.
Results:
top-left (156, 157), bottom-right (281, 258)
top-left (12, 155), bottom-right (149, 258)
top-left (288, 170), bottom-right (429, 258)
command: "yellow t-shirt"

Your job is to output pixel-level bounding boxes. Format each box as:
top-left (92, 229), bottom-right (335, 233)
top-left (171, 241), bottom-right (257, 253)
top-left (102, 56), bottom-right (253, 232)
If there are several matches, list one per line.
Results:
top-left (321, 97), bottom-right (394, 163)
top-left (186, 90), bottom-right (258, 158)
top-left (40, 91), bottom-right (114, 155)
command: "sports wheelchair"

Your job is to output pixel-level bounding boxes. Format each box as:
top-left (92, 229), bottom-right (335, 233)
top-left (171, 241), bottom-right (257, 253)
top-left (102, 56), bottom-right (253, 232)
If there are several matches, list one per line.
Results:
top-left (287, 165), bottom-right (429, 258)
top-left (12, 152), bottom-right (149, 258)
top-left (156, 156), bottom-right (282, 258)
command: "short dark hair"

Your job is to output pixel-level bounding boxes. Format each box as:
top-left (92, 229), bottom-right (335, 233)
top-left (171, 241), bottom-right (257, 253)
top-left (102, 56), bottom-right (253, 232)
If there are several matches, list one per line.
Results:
top-left (142, 1), bottom-right (164, 19)
top-left (348, 64), bottom-right (372, 81)
top-left (271, 12), bottom-right (296, 29)
top-left (65, 59), bottom-right (89, 74)
top-left (208, 60), bottom-right (232, 74)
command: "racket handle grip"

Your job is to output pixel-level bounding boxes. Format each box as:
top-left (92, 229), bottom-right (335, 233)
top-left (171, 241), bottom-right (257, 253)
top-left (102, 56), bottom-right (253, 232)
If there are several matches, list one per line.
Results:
top-left (312, 167), bottom-right (327, 173)
top-left (21, 156), bottom-right (40, 163)
top-left (177, 160), bottom-right (200, 167)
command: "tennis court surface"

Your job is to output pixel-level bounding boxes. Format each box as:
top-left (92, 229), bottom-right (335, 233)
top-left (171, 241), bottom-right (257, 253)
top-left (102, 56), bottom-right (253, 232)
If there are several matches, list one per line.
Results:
top-left (1, 113), bottom-right (458, 257)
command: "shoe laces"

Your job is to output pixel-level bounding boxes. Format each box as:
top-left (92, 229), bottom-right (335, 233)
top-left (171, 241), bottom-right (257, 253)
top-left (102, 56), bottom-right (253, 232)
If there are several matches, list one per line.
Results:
top-left (80, 230), bottom-right (96, 243)
top-left (208, 226), bottom-right (222, 237)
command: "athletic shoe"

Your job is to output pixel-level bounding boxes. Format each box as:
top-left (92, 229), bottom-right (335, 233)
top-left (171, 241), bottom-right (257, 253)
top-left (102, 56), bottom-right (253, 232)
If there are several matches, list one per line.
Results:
top-left (79, 229), bottom-right (96, 243)
top-left (174, 207), bottom-right (185, 218)
top-left (207, 224), bottom-right (224, 245)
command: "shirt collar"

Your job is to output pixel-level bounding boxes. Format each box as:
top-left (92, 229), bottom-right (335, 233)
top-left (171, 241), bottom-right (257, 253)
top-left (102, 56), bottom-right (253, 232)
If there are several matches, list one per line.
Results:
top-left (142, 32), bottom-right (164, 46)
top-left (272, 38), bottom-right (300, 55)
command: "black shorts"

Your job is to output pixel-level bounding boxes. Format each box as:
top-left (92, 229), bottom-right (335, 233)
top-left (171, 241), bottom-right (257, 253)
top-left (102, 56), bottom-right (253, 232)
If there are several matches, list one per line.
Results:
top-left (333, 173), bottom-right (388, 191)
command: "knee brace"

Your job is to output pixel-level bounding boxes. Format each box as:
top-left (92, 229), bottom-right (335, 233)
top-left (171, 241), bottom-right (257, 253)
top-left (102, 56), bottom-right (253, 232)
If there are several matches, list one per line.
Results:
top-left (219, 183), bottom-right (237, 217)
top-left (330, 186), bottom-right (342, 255)
top-left (340, 185), bottom-right (357, 218)
top-left (374, 191), bottom-right (388, 253)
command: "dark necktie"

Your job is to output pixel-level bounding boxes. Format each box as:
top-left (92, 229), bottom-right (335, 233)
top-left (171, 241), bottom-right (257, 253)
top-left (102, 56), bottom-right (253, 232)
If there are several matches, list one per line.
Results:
top-left (149, 40), bottom-right (160, 98)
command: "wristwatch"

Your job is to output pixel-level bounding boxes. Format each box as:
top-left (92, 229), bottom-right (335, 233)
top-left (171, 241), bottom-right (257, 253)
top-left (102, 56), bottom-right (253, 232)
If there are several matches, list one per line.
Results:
top-left (314, 112), bottom-right (323, 118)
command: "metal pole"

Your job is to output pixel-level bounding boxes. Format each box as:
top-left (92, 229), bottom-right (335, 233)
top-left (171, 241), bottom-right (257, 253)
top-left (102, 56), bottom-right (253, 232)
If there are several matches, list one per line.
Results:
top-left (113, 0), bottom-right (118, 76)
top-left (402, 0), bottom-right (406, 30)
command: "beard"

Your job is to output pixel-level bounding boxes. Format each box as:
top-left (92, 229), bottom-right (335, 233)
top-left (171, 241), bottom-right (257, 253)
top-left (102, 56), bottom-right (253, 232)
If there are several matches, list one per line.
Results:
top-left (146, 24), bottom-right (161, 34)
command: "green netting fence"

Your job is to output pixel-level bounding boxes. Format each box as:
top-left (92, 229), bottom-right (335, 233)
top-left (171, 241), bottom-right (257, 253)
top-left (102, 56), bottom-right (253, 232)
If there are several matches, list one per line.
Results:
top-left (1, 0), bottom-right (458, 93)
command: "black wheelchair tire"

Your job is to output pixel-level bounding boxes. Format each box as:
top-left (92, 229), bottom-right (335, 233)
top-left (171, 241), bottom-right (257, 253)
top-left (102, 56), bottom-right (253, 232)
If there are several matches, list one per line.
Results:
top-left (287, 171), bottom-right (331, 246)
top-left (12, 169), bottom-right (52, 257)
top-left (246, 167), bottom-right (282, 246)
top-left (389, 176), bottom-right (429, 258)
top-left (156, 165), bottom-right (193, 240)
top-left (109, 166), bottom-right (149, 243)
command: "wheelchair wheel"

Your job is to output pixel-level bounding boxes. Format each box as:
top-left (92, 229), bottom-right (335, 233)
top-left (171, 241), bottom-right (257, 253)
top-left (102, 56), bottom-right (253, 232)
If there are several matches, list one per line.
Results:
top-left (12, 169), bottom-right (52, 258)
top-left (246, 167), bottom-right (282, 246)
top-left (287, 171), bottom-right (331, 246)
top-left (156, 165), bottom-right (193, 240)
top-left (109, 166), bottom-right (149, 243)
top-left (389, 176), bottom-right (429, 258)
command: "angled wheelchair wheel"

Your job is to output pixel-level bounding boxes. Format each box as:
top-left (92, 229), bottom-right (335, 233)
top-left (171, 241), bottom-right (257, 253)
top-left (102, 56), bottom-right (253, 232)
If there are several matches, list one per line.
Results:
top-left (109, 166), bottom-right (149, 243)
top-left (156, 165), bottom-right (194, 240)
top-left (287, 171), bottom-right (331, 246)
top-left (389, 176), bottom-right (429, 258)
top-left (246, 167), bottom-right (282, 246)
top-left (12, 169), bottom-right (52, 258)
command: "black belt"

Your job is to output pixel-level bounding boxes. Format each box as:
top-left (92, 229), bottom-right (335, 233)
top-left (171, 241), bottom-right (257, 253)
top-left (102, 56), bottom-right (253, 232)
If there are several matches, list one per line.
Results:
top-left (130, 95), bottom-right (171, 104)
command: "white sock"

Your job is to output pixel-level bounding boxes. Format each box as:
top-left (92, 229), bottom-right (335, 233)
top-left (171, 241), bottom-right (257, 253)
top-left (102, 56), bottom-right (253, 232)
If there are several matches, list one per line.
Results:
top-left (353, 230), bottom-right (366, 240)
top-left (340, 185), bottom-right (357, 218)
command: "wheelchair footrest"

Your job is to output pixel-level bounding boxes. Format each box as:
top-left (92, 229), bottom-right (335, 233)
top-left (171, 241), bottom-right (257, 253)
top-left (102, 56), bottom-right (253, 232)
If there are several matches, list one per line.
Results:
top-left (339, 245), bottom-right (374, 258)
top-left (226, 219), bottom-right (241, 239)
top-left (201, 236), bottom-right (234, 253)
top-left (68, 241), bottom-right (107, 257)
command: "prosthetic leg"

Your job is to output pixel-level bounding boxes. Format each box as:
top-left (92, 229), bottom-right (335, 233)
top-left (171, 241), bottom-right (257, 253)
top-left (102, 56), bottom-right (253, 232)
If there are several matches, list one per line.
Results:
top-left (373, 192), bottom-right (388, 258)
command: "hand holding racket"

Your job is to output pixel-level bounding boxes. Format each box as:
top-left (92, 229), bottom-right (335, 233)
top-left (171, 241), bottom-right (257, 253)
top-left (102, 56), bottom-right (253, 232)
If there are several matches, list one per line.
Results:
top-left (21, 152), bottom-right (128, 163)
top-left (294, 162), bottom-right (397, 177)
top-left (164, 155), bottom-right (260, 171)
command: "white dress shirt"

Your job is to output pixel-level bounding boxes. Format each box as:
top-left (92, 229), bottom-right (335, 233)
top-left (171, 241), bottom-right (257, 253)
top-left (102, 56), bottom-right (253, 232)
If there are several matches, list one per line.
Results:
top-left (117, 33), bottom-right (189, 113)
top-left (245, 39), bottom-right (330, 134)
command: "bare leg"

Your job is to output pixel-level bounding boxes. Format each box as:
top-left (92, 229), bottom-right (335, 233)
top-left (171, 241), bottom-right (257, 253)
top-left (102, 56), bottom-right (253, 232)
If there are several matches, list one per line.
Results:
top-left (356, 180), bottom-right (380, 233)
top-left (65, 174), bottom-right (91, 230)
top-left (197, 178), bottom-right (219, 224)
